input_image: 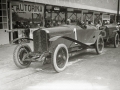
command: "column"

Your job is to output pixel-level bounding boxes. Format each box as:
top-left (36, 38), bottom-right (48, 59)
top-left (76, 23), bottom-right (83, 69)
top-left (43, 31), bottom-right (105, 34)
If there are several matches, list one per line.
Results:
top-left (81, 10), bottom-right (83, 21)
top-left (92, 12), bottom-right (95, 24)
top-left (9, 2), bottom-right (13, 42)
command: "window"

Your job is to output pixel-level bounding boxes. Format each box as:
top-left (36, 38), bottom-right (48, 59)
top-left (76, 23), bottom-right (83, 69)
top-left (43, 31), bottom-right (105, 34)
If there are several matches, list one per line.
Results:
top-left (0, 0), bottom-right (8, 29)
top-left (45, 6), bottom-right (67, 27)
top-left (11, 1), bottom-right (44, 29)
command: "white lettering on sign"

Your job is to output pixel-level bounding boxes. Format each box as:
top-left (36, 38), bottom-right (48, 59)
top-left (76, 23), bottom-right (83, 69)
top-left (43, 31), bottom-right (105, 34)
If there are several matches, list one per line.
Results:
top-left (12, 2), bottom-right (43, 13)
top-left (102, 15), bottom-right (110, 20)
top-left (54, 7), bottom-right (60, 10)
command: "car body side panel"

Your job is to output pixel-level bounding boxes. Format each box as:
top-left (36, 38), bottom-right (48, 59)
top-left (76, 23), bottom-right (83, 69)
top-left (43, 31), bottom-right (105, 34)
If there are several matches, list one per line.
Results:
top-left (49, 34), bottom-right (76, 52)
top-left (106, 27), bottom-right (116, 38)
top-left (77, 29), bottom-right (100, 45)
top-left (104, 24), bottom-right (118, 38)
top-left (46, 25), bottom-right (99, 45)
top-left (39, 25), bottom-right (101, 52)
top-left (76, 25), bottom-right (100, 45)
top-left (68, 25), bottom-right (100, 45)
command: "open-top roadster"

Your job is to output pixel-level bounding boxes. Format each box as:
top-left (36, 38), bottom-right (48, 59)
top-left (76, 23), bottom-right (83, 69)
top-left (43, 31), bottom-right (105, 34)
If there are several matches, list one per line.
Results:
top-left (13, 23), bottom-right (104, 72)
top-left (99, 23), bottom-right (120, 48)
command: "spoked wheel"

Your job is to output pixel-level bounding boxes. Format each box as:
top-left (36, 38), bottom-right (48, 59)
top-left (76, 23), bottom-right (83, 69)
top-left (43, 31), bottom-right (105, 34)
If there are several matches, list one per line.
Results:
top-left (95, 35), bottom-right (104, 54)
top-left (52, 44), bottom-right (69, 73)
top-left (13, 44), bottom-right (31, 68)
top-left (114, 33), bottom-right (119, 48)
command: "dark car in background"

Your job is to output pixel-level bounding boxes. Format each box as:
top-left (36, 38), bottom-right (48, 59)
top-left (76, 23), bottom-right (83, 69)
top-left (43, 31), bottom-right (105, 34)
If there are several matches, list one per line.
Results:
top-left (99, 23), bottom-right (120, 48)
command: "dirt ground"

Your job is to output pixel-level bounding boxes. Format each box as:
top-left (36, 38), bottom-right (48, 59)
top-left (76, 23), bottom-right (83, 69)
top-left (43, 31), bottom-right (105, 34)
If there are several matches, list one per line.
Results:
top-left (0, 43), bottom-right (120, 90)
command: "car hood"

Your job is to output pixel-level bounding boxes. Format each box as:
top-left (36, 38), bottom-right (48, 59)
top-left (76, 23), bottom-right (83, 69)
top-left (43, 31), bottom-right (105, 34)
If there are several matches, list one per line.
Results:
top-left (41, 25), bottom-right (81, 37)
top-left (104, 24), bottom-right (117, 29)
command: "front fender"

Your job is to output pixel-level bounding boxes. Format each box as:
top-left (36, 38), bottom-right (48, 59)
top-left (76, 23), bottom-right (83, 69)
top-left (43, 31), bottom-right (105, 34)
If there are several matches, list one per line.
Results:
top-left (49, 36), bottom-right (62, 41)
top-left (12, 37), bottom-right (33, 43)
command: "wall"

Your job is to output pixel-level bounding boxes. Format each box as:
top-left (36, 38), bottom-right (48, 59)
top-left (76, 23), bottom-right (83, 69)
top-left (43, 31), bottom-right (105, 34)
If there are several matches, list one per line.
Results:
top-left (0, 30), bottom-right (9, 45)
top-left (0, 0), bottom-right (9, 45)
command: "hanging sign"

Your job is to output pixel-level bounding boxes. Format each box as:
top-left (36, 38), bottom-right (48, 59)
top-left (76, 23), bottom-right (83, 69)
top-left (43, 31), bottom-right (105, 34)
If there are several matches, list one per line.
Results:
top-left (102, 15), bottom-right (110, 20)
top-left (11, 1), bottom-right (44, 13)
top-left (54, 7), bottom-right (60, 11)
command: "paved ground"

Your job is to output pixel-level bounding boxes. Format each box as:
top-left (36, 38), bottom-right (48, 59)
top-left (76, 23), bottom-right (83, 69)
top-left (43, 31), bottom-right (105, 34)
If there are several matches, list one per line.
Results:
top-left (0, 43), bottom-right (120, 90)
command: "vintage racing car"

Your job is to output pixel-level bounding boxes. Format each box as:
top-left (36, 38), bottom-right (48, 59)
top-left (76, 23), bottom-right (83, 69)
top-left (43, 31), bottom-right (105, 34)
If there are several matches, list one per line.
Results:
top-left (99, 23), bottom-right (120, 48)
top-left (13, 23), bottom-right (104, 72)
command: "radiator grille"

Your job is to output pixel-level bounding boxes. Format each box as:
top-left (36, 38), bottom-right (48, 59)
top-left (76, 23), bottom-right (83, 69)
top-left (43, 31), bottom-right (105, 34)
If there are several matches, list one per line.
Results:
top-left (41, 30), bottom-right (48, 52)
top-left (33, 30), bottom-right (48, 53)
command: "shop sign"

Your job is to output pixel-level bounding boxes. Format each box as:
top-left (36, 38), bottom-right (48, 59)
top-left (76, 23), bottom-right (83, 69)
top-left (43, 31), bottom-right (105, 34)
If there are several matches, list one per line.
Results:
top-left (11, 1), bottom-right (44, 13)
top-left (67, 8), bottom-right (74, 11)
top-left (46, 6), bottom-right (52, 9)
top-left (54, 7), bottom-right (60, 11)
top-left (102, 15), bottom-right (110, 20)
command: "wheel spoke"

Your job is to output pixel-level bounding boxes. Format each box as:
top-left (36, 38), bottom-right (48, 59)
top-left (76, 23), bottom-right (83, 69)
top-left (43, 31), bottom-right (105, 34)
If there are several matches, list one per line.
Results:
top-left (56, 47), bottom-right (67, 68)
top-left (13, 44), bottom-right (31, 69)
top-left (18, 48), bottom-right (29, 65)
top-left (115, 35), bottom-right (119, 47)
top-left (98, 38), bottom-right (103, 51)
top-left (116, 36), bottom-right (119, 44)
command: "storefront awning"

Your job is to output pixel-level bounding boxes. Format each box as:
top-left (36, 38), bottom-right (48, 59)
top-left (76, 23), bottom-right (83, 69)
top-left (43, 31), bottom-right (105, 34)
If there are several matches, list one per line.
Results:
top-left (10, 0), bottom-right (117, 14)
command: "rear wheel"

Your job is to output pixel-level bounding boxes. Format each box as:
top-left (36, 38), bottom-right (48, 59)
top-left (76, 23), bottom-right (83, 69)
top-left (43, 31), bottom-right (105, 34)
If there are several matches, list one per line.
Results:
top-left (13, 44), bottom-right (31, 68)
top-left (95, 35), bottom-right (104, 54)
top-left (114, 33), bottom-right (119, 48)
top-left (52, 44), bottom-right (69, 73)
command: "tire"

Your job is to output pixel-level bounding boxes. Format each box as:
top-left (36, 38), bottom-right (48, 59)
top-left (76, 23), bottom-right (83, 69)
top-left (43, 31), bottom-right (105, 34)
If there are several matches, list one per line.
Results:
top-left (13, 44), bottom-right (32, 69)
top-left (52, 44), bottom-right (69, 73)
top-left (114, 33), bottom-right (119, 48)
top-left (95, 35), bottom-right (104, 54)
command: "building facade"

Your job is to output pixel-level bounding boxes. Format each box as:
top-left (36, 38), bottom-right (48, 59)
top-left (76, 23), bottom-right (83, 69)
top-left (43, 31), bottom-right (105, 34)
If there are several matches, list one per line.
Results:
top-left (0, 0), bottom-right (119, 45)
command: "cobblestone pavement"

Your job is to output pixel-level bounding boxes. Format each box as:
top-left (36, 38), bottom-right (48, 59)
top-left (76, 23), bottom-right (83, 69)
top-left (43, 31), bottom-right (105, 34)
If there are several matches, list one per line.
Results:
top-left (0, 43), bottom-right (120, 90)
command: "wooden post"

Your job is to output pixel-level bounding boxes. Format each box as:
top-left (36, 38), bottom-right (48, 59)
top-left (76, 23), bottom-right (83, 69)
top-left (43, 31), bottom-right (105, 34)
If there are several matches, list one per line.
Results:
top-left (65, 8), bottom-right (67, 23)
top-left (117, 0), bottom-right (119, 22)
top-left (101, 13), bottom-right (103, 24)
top-left (44, 5), bottom-right (46, 27)
top-left (81, 10), bottom-right (83, 21)
top-left (115, 14), bottom-right (117, 23)
top-left (76, 13), bottom-right (77, 21)
top-left (32, 13), bottom-right (34, 24)
top-left (9, 2), bottom-right (13, 42)
top-left (92, 12), bottom-right (95, 24)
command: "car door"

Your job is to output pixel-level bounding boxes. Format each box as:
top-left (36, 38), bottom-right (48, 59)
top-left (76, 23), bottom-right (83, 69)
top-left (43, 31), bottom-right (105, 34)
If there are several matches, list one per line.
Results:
top-left (75, 25), bottom-right (98, 45)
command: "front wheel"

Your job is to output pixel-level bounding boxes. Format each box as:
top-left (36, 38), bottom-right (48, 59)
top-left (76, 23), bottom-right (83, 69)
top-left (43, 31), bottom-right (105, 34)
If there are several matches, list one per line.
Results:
top-left (95, 35), bottom-right (104, 54)
top-left (114, 33), bottom-right (119, 48)
top-left (13, 44), bottom-right (32, 69)
top-left (52, 44), bottom-right (69, 73)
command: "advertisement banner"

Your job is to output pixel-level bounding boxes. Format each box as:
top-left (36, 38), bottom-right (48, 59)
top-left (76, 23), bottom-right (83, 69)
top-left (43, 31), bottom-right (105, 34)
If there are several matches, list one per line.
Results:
top-left (11, 1), bottom-right (44, 13)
